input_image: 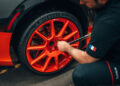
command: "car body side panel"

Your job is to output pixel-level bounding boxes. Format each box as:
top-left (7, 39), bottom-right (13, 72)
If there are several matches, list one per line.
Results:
top-left (0, 32), bottom-right (13, 66)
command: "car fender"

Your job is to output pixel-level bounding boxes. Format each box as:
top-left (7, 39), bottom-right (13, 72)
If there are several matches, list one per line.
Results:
top-left (8, 0), bottom-right (84, 32)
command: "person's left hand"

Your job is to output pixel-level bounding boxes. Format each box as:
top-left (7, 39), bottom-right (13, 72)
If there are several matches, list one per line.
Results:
top-left (57, 41), bottom-right (71, 52)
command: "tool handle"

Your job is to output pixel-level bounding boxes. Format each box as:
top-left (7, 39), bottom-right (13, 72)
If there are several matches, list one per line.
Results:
top-left (69, 33), bottom-right (91, 44)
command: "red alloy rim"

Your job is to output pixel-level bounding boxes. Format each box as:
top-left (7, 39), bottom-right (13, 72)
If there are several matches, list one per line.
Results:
top-left (26, 18), bottom-right (80, 73)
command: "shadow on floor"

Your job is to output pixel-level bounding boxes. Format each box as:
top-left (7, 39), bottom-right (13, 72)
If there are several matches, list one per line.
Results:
top-left (0, 63), bottom-right (78, 86)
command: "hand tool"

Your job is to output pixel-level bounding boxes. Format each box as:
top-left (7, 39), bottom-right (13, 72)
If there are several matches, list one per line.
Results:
top-left (69, 33), bottom-right (91, 44)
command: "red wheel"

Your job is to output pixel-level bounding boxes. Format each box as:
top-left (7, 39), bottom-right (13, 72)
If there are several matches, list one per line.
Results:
top-left (17, 11), bottom-right (85, 74)
top-left (26, 18), bottom-right (80, 73)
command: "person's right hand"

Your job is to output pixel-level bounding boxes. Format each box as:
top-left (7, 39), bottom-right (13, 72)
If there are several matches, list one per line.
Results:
top-left (57, 41), bottom-right (71, 52)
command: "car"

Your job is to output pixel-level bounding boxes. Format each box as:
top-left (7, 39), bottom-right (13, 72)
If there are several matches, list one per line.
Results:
top-left (0, 0), bottom-right (90, 75)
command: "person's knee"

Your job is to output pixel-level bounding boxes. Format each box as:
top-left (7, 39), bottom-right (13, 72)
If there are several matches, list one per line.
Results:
top-left (72, 62), bottom-right (106, 86)
top-left (73, 65), bottom-right (83, 80)
top-left (72, 64), bottom-right (88, 85)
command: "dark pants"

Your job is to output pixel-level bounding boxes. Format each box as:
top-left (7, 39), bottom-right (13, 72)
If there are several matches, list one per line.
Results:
top-left (72, 61), bottom-right (120, 86)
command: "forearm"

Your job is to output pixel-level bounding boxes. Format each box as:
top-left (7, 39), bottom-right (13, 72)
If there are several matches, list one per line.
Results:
top-left (57, 41), bottom-right (99, 64)
top-left (66, 46), bottom-right (99, 64)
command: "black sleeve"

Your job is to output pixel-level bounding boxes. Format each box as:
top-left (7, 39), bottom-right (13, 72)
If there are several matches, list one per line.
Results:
top-left (86, 17), bottom-right (120, 59)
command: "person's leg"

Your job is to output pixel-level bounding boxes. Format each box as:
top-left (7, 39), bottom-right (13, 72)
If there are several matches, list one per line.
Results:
top-left (72, 60), bottom-right (120, 86)
top-left (108, 61), bottom-right (120, 85)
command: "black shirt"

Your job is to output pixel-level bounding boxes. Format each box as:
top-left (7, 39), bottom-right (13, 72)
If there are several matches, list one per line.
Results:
top-left (86, 0), bottom-right (120, 64)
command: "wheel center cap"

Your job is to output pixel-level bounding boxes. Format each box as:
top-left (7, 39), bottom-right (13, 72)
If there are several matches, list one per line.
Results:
top-left (49, 41), bottom-right (54, 46)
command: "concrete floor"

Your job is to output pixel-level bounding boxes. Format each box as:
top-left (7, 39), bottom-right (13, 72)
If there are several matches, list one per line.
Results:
top-left (0, 63), bottom-right (78, 86)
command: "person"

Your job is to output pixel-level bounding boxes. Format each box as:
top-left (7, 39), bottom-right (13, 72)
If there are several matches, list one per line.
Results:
top-left (57, 0), bottom-right (120, 85)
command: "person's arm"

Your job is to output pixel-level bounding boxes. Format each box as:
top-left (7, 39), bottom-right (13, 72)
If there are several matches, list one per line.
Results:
top-left (57, 41), bottom-right (100, 64)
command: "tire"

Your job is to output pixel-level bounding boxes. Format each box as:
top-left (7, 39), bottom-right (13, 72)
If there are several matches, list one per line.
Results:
top-left (17, 10), bottom-right (84, 75)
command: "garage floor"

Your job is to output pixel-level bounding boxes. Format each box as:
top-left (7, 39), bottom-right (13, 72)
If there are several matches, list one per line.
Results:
top-left (0, 62), bottom-right (78, 86)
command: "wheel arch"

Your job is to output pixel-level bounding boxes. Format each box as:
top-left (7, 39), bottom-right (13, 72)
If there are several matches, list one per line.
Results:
top-left (10, 0), bottom-right (88, 50)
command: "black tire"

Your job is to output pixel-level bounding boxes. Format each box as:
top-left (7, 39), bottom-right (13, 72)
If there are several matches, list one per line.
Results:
top-left (16, 10), bottom-right (85, 75)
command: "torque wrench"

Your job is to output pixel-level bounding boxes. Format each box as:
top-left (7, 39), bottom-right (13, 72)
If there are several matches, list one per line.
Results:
top-left (69, 33), bottom-right (91, 44)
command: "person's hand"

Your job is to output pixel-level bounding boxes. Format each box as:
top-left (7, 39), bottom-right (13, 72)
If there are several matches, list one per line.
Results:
top-left (57, 41), bottom-right (71, 52)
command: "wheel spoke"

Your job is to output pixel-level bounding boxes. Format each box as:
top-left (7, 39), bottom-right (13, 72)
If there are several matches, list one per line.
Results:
top-left (27, 45), bottom-right (46, 50)
top-left (54, 56), bottom-right (59, 70)
top-left (31, 52), bottom-right (47, 65)
top-left (35, 30), bottom-right (48, 41)
top-left (42, 57), bottom-right (52, 72)
top-left (68, 56), bottom-right (72, 59)
top-left (57, 20), bottom-right (69, 37)
top-left (71, 43), bottom-right (79, 47)
top-left (60, 51), bottom-right (72, 60)
top-left (63, 31), bottom-right (78, 41)
top-left (60, 52), bottom-right (67, 57)
top-left (50, 19), bottom-right (55, 37)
